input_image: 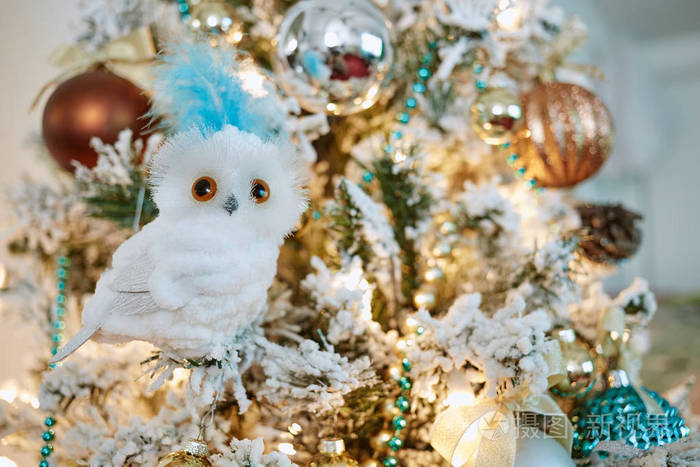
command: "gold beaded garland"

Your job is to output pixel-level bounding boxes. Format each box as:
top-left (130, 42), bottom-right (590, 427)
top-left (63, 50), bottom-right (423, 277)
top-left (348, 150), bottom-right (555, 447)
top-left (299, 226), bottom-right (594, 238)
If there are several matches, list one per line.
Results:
top-left (413, 287), bottom-right (437, 309)
top-left (369, 430), bottom-right (393, 452)
top-left (424, 266), bottom-right (444, 283)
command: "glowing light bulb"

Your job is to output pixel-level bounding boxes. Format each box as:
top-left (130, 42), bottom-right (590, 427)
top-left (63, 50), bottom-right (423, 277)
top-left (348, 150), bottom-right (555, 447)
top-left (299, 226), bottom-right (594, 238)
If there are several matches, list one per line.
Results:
top-left (496, 6), bottom-right (522, 31)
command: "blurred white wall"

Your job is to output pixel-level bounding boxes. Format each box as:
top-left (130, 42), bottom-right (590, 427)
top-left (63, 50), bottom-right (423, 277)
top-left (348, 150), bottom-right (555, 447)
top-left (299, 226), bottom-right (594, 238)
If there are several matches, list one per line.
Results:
top-left (556, 0), bottom-right (700, 294)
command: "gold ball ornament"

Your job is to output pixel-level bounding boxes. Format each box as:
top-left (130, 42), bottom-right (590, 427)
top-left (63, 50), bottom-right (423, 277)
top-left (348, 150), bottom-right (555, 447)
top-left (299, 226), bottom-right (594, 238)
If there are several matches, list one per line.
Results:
top-left (360, 460), bottom-right (381, 467)
top-left (471, 87), bottom-right (523, 145)
top-left (514, 82), bottom-right (614, 188)
top-left (310, 439), bottom-right (359, 467)
top-left (369, 430), bottom-right (392, 451)
top-left (424, 266), bottom-right (444, 283)
top-left (156, 440), bottom-right (211, 467)
top-left (188, 0), bottom-right (243, 47)
top-left (551, 329), bottom-right (596, 398)
top-left (380, 399), bottom-right (400, 418)
top-left (431, 242), bottom-right (452, 258)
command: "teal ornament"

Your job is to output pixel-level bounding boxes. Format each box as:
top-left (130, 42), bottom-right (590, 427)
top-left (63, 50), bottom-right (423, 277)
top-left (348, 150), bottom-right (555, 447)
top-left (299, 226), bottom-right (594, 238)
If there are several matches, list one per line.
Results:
top-left (571, 372), bottom-right (689, 459)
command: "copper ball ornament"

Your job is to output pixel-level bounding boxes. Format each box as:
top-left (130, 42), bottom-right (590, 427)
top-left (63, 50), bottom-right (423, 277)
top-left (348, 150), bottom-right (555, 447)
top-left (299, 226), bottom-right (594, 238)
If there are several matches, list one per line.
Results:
top-left (41, 69), bottom-right (151, 172)
top-left (514, 82), bottom-right (614, 188)
top-left (470, 87), bottom-right (523, 145)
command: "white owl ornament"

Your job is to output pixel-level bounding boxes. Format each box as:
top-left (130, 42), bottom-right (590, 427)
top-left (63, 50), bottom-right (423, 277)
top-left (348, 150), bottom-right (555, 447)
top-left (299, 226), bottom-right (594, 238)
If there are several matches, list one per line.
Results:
top-left (52, 45), bottom-right (307, 362)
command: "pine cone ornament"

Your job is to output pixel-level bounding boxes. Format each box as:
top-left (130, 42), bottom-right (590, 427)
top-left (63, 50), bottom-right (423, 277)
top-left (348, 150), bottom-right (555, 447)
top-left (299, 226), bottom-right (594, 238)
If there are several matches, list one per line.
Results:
top-left (576, 204), bottom-right (642, 264)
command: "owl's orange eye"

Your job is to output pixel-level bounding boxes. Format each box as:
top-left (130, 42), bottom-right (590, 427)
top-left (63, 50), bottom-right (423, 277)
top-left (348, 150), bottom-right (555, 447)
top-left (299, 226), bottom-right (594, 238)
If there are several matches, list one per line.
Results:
top-left (192, 176), bottom-right (217, 201)
top-left (251, 179), bottom-right (270, 204)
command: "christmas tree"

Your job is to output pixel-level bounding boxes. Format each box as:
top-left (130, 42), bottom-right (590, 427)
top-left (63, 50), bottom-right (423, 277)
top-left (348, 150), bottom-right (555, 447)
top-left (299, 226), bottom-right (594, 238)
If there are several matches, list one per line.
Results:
top-left (0, 0), bottom-right (698, 466)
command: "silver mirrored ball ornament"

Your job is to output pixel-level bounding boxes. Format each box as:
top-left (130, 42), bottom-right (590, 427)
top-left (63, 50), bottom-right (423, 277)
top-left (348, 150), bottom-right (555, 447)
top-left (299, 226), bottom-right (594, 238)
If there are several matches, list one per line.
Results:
top-left (275, 0), bottom-right (393, 116)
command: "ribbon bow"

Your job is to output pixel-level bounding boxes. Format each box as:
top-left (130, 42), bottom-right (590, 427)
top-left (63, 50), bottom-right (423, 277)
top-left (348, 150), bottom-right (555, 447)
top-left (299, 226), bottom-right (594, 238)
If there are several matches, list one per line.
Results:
top-left (32, 26), bottom-right (156, 109)
top-left (430, 393), bottom-right (573, 467)
top-left (599, 307), bottom-right (664, 415)
top-left (430, 343), bottom-right (572, 467)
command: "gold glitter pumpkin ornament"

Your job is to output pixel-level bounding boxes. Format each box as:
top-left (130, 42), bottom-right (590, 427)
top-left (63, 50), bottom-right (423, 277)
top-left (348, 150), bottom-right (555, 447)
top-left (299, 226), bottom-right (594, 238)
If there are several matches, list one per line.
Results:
top-left (514, 82), bottom-right (614, 188)
top-left (156, 439), bottom-right (212, 467)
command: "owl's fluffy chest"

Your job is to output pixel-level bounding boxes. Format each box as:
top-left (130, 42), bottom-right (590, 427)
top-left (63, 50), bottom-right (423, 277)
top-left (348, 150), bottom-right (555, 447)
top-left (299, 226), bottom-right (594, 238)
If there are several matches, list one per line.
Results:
top-left (93, 219), bottom-right (281, 358)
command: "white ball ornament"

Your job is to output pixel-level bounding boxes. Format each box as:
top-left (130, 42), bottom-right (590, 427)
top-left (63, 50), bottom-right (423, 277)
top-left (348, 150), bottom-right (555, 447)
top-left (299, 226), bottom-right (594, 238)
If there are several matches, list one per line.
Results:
top-left (513, 434), bottom-right (575, 467)
top-left (275, 0), bottom-right (393, 116)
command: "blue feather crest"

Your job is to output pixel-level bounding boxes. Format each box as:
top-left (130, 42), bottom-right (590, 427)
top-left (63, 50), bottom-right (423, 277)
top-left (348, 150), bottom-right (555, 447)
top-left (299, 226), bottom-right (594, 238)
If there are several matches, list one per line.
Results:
top-left (151, 43), bottom-right (282, 140)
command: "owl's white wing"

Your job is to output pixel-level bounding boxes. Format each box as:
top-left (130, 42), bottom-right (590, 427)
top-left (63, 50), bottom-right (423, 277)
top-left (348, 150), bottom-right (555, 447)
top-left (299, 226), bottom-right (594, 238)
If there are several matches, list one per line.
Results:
top-left (107, 253), bottom-right (161, 316)
top-left (50, 230), bottom-right (161, 363)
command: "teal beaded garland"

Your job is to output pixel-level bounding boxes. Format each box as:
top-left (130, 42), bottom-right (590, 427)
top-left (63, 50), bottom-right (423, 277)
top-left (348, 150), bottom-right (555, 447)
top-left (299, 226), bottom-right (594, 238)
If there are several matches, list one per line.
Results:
top-left (395, 395), bottom-right (410, 412)
top-left (571, 385), bottom-right (689, 458)
top-left (387, 436), bottom-right (403, 451)
top-left (392, 416), bottom-right (407, 430)
top-left (382, 456), bottom-right (398, 467)
top-left (41, 254), bottom-right (69, 464)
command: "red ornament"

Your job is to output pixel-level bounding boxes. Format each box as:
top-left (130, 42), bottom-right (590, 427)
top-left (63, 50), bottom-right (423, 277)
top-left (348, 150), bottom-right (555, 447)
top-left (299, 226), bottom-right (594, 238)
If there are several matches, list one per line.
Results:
top-left (41, 69), bottom-right (151, 172)
top-left (330, 53), bottom-right (372, 81)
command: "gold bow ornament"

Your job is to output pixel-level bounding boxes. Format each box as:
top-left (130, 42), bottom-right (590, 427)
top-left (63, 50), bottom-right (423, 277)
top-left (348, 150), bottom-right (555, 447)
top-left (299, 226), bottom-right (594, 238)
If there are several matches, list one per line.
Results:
top-left (598, 307), bottom-right (664, 415)
top-left (430, 342), bottom-right (573, 467)
top-left (32, 26), bottom-right (157, 109)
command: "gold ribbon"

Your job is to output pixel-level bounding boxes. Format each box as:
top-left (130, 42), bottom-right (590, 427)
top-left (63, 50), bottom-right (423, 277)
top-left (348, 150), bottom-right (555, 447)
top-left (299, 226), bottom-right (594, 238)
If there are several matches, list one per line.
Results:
top-left (32, 26), bottom-right (156, 109)
top-left (431, 342), bottom-right (572, 467)
top-left (539, 17), bottom-right (605, 82)
top-left (544, 339), bottom-right (566, 388)
top-left (599, 307), bottom-right (663, 415)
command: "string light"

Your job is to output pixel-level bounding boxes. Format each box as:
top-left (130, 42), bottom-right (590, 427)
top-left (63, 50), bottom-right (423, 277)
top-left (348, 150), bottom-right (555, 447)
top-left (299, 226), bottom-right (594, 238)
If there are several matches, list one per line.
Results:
top-left (495, 0), bottom-right (523, 31)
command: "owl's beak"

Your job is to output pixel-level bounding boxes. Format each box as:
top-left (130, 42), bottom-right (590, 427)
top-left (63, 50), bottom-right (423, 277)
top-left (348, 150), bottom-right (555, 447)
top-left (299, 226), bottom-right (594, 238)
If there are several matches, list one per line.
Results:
top-left (223, 194), bottom-right (238, 215)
